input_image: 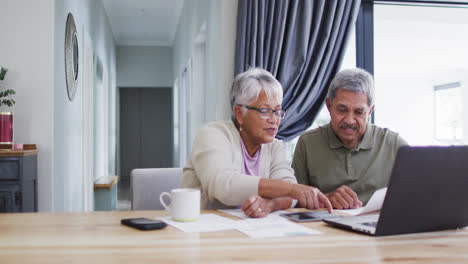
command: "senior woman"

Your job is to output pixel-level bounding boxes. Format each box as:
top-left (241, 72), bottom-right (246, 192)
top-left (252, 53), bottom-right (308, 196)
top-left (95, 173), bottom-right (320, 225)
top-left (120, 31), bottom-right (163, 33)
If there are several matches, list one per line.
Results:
top-left (181, 68), bottom-right (332, 217)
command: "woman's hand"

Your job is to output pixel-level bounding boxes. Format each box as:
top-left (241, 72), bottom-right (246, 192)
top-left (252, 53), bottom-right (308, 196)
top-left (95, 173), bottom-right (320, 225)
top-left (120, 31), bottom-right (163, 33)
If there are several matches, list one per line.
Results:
top-left (288, 184), bottom-right (333, 213)
top-left (241, 195), bottom-right (274, 218)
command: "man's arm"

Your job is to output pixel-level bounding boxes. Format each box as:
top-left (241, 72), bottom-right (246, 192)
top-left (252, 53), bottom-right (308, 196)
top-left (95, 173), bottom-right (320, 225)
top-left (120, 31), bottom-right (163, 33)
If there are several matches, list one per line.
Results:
top-left (291, 136), bottom-right (310, 185)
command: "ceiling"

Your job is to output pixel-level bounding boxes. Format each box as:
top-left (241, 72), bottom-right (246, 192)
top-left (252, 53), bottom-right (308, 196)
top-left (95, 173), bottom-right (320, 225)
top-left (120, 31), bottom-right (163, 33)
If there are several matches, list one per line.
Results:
top-left (102, 0), bottom-right (184, 46)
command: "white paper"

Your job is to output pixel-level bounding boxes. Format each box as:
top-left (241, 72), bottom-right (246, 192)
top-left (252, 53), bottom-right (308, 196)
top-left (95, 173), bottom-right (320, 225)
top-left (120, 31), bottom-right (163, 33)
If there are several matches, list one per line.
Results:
top-left (336, 187), bottom-right (387, 216)
top-left (218, 209), bottom-right (289, 219)
top-left (158, 213), bottom-right (236, 232)
top-left (158, 211), bottom-right (322, 238)
top-left (232, 216), bottom-right (322, 238)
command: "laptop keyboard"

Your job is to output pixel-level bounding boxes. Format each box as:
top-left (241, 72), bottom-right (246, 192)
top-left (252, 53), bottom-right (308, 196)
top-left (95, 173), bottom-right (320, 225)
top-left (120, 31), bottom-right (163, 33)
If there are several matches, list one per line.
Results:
top-left (361, 221), bottom-right (377, 227)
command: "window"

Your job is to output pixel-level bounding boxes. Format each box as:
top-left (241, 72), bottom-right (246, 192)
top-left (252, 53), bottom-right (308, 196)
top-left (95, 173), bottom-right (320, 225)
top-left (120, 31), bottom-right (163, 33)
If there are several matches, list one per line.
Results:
top-left (434, 82), bottom-right (463, 143)
top-left (373, 4), bottom-right (468, 146)
top-left (287, 1), bottom-right (468, 159)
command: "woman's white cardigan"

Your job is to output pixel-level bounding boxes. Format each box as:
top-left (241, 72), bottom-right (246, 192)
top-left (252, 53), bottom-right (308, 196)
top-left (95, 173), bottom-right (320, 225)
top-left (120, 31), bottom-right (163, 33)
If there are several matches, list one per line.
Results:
top-left (181, 120), bottom-right (297, 209)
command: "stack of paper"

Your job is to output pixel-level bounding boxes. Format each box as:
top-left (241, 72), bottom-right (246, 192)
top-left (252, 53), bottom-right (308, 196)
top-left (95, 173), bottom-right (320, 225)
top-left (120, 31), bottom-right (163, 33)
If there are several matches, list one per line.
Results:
top-left (158, 210), bottom-right (322, 238)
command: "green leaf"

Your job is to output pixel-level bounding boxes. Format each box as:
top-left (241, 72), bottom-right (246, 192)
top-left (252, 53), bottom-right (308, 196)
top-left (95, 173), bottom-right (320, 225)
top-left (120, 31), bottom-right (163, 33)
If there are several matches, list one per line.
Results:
top-left (0, 67), bottom-right (7, 80)
top-left (3, 89), bottom-right (15, 96)
top-left (0, 98), bottom-right (15, 107)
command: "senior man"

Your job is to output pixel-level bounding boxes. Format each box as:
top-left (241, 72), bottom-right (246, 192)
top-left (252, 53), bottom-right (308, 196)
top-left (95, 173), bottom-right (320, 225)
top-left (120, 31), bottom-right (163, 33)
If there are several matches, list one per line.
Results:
top-left (292, 68), bottom-right (407, 209)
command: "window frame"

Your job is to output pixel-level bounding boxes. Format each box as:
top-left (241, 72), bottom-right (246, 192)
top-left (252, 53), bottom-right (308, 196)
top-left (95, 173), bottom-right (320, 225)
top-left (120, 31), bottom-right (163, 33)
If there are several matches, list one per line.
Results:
top-left (355, 0), bottom-right (468, 124)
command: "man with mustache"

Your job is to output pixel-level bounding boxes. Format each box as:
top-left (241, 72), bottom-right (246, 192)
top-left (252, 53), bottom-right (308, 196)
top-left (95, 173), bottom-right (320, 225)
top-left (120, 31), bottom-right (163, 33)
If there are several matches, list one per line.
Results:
top-left (292, 68), bottom-right (407, 209)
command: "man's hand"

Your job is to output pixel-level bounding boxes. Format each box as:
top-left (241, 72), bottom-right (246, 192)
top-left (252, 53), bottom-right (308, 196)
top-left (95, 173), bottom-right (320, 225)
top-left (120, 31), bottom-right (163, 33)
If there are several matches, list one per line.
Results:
top-left (288, 184), bottom-right (333, 213)
top-left (241, 195), bottom-right (274, 218)
top-left (326, 185), bottom-right (362, 209)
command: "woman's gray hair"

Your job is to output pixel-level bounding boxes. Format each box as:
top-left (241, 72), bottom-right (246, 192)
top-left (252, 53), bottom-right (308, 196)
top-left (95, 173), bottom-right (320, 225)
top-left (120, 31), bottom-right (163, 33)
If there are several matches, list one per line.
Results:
top-left (230, 68), bottom-right (283, 121)
top-left (327, 68), bottom-right (375, 106)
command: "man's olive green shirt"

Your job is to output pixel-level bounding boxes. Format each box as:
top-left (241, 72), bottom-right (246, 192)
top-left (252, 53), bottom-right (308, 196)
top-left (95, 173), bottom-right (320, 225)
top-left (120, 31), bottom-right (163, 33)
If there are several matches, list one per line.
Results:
top-left (292, 123), bottom-right (407, 204)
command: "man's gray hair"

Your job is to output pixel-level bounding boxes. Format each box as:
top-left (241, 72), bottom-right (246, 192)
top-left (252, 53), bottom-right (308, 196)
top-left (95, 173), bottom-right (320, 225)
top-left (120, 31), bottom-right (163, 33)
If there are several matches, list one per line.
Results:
top-left (230, 68), bottom-right (283, 121)
top-left (327, 68), bottom-right (374, 106)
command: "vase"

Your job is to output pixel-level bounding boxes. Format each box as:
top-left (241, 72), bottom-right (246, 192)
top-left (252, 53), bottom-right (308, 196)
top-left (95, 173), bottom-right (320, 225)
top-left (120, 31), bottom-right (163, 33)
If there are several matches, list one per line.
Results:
top-left (0, 80), bottom-right (14, 145)
top-left (0, 111), bottom-right (13, 144)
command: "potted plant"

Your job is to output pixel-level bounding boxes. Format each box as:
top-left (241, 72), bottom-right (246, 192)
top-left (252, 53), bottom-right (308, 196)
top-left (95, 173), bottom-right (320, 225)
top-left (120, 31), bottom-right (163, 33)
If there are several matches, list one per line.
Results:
top-left (0, 66), bottom-right (15, 144)
top-left (0, 67), bottom-right (15, 107)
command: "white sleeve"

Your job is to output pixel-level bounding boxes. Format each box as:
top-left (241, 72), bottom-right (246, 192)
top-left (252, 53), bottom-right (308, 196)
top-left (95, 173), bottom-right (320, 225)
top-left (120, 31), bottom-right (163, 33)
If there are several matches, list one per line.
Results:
top-left (290, 199), bottom-right (298, 208)
top-left (268, 140), bottom-right (298, 184)
top-left (190, 125), bottom-right (259, 206)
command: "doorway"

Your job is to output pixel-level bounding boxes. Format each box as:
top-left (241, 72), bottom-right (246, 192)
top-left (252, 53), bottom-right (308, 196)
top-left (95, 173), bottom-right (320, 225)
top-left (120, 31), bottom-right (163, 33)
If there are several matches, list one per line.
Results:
top-left (119, 87), bottom-right (173, 209)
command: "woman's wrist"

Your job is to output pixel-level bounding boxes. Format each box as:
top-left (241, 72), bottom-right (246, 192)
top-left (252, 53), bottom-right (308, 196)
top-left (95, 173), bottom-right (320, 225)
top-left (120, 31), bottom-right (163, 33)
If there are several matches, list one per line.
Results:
top-left (270, 197), bottom-right (293, 211)
top-left (266, 198), bottom-right (277, 212)
top-left (286, 182), bottom-right (295, 197)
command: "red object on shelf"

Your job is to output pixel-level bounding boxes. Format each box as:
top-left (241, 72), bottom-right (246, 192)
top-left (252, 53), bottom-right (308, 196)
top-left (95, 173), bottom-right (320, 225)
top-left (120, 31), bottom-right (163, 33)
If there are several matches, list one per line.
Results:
top-left (0, 112), bottom-right (13, 144)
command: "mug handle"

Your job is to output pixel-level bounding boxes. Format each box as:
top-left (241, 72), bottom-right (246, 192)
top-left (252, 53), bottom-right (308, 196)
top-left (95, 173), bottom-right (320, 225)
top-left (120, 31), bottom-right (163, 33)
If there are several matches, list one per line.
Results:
top-left (159, 192), bottom-right (171, 211)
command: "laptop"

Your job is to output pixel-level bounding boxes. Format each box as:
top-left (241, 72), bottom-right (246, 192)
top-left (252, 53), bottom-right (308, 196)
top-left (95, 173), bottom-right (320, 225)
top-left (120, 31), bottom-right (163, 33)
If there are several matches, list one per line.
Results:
top-left (323, 145), bottom-right (468, 236)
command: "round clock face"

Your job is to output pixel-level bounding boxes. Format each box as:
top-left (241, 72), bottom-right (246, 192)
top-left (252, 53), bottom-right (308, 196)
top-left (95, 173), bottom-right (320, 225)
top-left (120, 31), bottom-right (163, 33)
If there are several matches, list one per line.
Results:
top-left (65, 13), bottom-right (78, 101)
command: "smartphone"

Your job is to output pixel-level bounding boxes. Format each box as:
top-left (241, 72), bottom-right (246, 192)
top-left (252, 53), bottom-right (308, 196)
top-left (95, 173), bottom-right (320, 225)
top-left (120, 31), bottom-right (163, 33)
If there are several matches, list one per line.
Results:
top-left (280, 211), bottom-right (343, 222)
top-left (121, 218), bottom-right (168, 230)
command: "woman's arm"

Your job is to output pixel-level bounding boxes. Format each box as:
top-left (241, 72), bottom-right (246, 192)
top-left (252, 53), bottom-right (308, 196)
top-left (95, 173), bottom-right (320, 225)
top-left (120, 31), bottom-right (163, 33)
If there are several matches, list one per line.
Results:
top-left (258, 178), bottom-right (332, 213)
top-left (241, 195), bottom-right (293, 218)
top-left (260, 140), bottom-right (332, 212)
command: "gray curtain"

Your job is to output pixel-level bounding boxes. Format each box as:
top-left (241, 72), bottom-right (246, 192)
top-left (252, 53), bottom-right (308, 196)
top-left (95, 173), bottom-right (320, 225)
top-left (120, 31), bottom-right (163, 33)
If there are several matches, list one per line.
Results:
top-left (235, 0), bottom-right (361, 141)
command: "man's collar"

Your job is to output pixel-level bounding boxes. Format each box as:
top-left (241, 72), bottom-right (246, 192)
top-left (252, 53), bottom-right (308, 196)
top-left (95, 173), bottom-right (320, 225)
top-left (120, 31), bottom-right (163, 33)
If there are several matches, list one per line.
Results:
top-left (358, 124), bottom-right (373, 150)
top-left (326, 123), bottom-right (373, 151)
top-left (326, 123), bottom-right (344, 149)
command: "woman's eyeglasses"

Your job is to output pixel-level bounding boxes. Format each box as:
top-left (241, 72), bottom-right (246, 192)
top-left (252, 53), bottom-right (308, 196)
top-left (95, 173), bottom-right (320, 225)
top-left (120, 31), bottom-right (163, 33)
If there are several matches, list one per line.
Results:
top-left (241, 105), bottom-right (286, 119)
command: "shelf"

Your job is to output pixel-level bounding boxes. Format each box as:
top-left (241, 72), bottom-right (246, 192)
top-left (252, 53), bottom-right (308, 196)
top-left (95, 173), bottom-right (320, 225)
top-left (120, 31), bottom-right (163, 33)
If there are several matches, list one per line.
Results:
top-left (94, 176), bottom-right (119, 191)
top-left (0, 144), bottom-right (38, 157)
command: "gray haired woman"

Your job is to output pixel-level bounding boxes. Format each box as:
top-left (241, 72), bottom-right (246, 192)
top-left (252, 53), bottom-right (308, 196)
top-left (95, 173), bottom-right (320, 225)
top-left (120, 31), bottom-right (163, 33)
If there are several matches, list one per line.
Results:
top-left (181, 68), bottom-right (332, 217)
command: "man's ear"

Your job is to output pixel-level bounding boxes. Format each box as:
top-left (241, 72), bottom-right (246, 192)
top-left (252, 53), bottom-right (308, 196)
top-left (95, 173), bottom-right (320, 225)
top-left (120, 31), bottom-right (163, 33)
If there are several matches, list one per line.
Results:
top-left (234, 105), bottom-right (244, 127)
top-left (325, 98), bottom-right (331, 113)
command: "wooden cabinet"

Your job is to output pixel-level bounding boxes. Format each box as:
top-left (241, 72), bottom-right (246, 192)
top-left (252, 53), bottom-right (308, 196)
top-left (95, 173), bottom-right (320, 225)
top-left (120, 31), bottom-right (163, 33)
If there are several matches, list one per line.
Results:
top-left (0, 145), bottom-right (38, 212)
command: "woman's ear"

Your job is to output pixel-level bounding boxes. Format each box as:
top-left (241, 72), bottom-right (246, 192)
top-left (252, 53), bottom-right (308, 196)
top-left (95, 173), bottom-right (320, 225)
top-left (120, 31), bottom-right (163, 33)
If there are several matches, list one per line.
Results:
top-left (234, 105), bottom-right (244, 127)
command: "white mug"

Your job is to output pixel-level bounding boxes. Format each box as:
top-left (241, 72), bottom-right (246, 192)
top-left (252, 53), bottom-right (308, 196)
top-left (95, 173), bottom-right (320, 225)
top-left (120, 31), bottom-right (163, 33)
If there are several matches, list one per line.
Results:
top-left (160, 188), bottom-right (200, 222)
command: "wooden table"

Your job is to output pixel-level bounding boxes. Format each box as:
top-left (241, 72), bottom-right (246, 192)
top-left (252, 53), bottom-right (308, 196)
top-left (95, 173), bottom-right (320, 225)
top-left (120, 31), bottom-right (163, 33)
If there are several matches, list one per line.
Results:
top-left (0, 210), bottom-right (467, 263)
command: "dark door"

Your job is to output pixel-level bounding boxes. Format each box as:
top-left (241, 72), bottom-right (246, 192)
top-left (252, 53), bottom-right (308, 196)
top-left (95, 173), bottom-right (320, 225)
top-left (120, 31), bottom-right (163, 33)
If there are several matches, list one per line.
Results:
top-left (119, 88), bottom-right (173, 182)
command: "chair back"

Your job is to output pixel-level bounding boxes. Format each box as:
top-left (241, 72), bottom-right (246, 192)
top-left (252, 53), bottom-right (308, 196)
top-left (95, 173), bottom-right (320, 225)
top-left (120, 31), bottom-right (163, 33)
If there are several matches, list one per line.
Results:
top-left (130, 168), bottom-right (183, 210)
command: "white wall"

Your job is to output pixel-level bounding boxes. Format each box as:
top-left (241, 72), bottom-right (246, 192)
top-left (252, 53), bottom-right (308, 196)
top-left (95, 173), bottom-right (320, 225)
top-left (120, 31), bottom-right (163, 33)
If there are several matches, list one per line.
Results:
top-left (0, 0), bottom-right (116, 212)
top-left (172, 0), bottom-right (237, 167)
top-left (117, 46), bottom-right (173, 88)
top-left (217, 0), bottom-right (239, 121)
top-left (1, 0), bottom-right (234, 209)
top-left (53, 0), bottom-right (116, 211)
top-left (0, 0), bottom-right (56, 211)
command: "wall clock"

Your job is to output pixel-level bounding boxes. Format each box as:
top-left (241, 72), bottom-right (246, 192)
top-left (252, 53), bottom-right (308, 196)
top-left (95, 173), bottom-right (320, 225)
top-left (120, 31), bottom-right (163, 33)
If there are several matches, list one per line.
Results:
top-left (65, 13), bottom-right (79, 101)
